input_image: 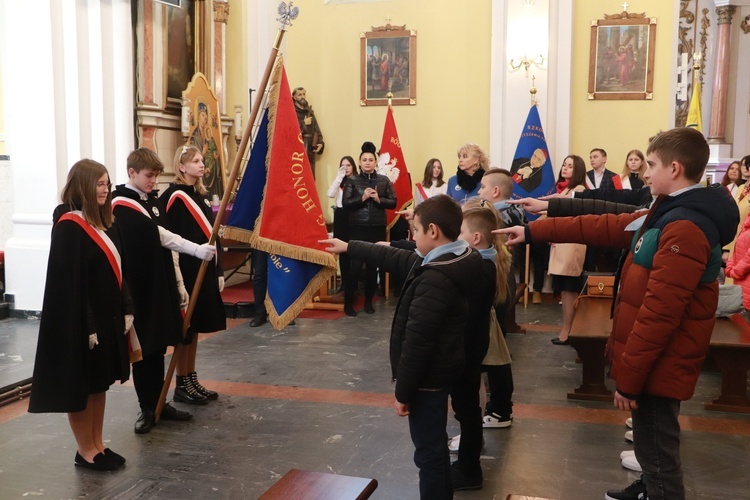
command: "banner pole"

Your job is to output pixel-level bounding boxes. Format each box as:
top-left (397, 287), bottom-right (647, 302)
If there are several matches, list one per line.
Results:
top-left (156, 6), bottom-right (297, 421)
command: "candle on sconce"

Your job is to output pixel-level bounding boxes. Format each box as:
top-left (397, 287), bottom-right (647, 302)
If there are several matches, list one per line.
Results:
top-left (181, 98), bottom-right (190, 137)
top-left (234, 105), bottom-right (243, 140)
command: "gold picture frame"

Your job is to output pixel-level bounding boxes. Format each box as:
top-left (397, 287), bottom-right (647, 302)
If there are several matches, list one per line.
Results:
top-left (360, 25), bottom-right (416, 106)
top-left (588, 11), bottom-right (657, 100)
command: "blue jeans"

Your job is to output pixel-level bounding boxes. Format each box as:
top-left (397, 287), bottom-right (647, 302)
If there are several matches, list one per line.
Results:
top-left (632, 394), bottom-right (684, 500)
top-left (407, 388), bottom-right (453, 499)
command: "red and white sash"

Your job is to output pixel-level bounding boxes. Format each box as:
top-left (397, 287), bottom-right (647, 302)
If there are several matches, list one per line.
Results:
top-left (167, 190), bottom-right (212, 241)
top-left (112, 196), bottom-right (151, 218)
top-left (416, 183), bottom-right (429, 201)
top-left (59, 211), bottom-right (122, 289)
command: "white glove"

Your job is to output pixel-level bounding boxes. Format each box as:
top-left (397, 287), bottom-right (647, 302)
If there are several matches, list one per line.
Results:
top-left (88, 333), bottom-right (99, 350)
top-left (336, 165), bottom-right (347, 179)
top-left (218, 276), bottom-right (225, 293)
top-left (194, 243), bottom-right (216, 261)
top-left (177, 281), bottom-right (189, 308)
top-left (124, 314), bottom-right (134, 334)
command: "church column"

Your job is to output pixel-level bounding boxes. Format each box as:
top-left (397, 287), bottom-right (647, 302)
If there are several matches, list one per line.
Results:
top-left (213, 0), bottom-right (229, 113)
top-left (708, 4), bottom-right (736, 143)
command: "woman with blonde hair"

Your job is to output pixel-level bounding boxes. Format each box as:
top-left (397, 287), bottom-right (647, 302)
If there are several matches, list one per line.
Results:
top-left (29, 159), bottom-right (131, 470)
top-left (159, 145), bottom-right (226, 404)
top-left (447, 143), bottom-right (489, 203)
top-left (414, 158), bottom-right (447, 206)
top-left (619, 149), bottom-right (646, 190)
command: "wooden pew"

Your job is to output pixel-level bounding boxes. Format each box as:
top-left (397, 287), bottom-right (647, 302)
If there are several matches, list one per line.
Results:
top-left (567, 297), bottom-right (613, 402)
top-left (704, 314), bottom-right (750, 413)
top-left (567, 300), bottom-right (750, 413)
top-left (259, 469), bottom-right (378, 500)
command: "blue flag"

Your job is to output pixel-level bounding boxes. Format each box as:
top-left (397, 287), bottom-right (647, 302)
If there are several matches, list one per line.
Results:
top-left (224, 59), bottom-right (336, 329)
top-left (509, 104), bottom-right (555, 220)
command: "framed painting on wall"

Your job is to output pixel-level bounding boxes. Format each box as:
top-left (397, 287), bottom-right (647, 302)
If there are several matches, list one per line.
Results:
top-left (360, 25), bottom-right (416, 106)
top-left (165, 0), bottom-right (196, 101)
top-left (588, 11), bottom-right (656, 100)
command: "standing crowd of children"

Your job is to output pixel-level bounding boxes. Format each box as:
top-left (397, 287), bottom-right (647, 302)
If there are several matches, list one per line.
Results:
top-left (26, 126), bottom-right (743, 500)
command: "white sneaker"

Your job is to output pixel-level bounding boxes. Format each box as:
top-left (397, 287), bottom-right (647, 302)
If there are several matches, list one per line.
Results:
top-left (625, 417), bottom-right (633, 429)
top-left (483, 412), bottom-right (512, 428)
top-left (621, 453), bottom-right (642, 472)
top-left (620, 450), bottom-right (635, 460)
top-left (448, 435), bottom-right (460, 453)
top-left (624, 430), bottom-right (633, 443)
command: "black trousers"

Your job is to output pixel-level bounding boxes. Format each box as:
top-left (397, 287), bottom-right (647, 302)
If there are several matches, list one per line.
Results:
top-left (252, 249), bottom-right (268, 316)
top-left (345, 225), bottom-right (385, 305)
top-left (132, 349), bottom-right (166, 412)
top-left (450, 366), bottom-right (483, 476)
top-left (332, 208), bottom-right (350, 287)
top-left (483, 364), bottom-right (514, 417)
top-left (408, 388), bottom-right (453, 499)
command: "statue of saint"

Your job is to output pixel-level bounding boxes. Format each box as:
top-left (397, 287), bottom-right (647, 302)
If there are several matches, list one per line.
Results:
top-left (292, 87), bottom-right (324, 178)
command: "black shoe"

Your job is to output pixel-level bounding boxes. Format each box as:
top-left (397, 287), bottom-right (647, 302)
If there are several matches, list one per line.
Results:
top-left (249, 314), bottom-right (267, 327)
top-left (450, 461), bottom-right (483, 491)
top-left (134, 410), bottom-right (155, 434)
top-left (173, 376), bottom-right (209, 405)
top-left (344, 306), bottom-right (357, 317)
top-left (364, 301), bottom-right (375, 314)
top-left (551, 338), bottom-right (570, 345)
top-left (161, 403), bottom-right (193, 421)
top-left (189, 372), bottom-right (218, 400)
top-left (103, 448), bottom-right (126, 466)
top-left (74, 451), bottom-right (120, 471)
top-left (605, 476), bottom-right (648, 500)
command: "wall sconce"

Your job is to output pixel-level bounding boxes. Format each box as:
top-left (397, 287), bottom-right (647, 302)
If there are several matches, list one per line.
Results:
top-left (181, 97), bottom-right (191, 138)
top-left (234, 105), bottom-right (243, 148)
top-left (509, 54), bottom-right (545, 73)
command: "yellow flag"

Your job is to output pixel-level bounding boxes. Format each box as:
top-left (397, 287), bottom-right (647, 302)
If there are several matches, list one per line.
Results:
top-left (686, 80), bottom-right (702, 132)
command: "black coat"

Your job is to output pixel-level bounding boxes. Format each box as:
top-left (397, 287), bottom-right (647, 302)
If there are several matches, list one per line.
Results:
top-left (112, 186), bottom-right (184, 354)
top-left (29, 206), bottom-right (131, 413)
top-left (348, 241), bottom-right (483, 404)
top-left (160, 184), bottom-right (226, 334)
top-left (342, 172), bottom-right (397, 227)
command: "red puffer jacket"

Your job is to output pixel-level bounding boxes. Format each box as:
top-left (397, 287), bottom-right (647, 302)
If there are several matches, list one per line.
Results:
top-left (527, 187), bottom-right (739, 401)
top-left (726, 213), bottom-right (750, 309)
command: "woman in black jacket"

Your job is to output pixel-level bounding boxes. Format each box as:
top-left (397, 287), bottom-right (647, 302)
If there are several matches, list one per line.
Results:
top-left (342, 141), bottom-right (397, 316)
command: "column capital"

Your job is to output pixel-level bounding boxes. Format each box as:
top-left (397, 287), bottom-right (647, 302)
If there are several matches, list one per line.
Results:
top-left (715, 5), bottom-right (736, 25)
top-left (213, 0), bottom-right (229, 24)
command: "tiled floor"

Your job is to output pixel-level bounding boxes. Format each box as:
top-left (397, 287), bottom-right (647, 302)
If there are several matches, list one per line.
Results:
top-left (0, 297), bottom-right (749, 499)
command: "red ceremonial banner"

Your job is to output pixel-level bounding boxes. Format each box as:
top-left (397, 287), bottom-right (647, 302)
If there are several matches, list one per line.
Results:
top-left (379, 106), bottom-right (414, 229)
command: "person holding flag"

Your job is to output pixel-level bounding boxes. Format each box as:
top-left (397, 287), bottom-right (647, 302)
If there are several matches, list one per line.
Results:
top-left (342, 141), bottom-right (397, 316)
top-left (160, 145), bottom-right (226, 405)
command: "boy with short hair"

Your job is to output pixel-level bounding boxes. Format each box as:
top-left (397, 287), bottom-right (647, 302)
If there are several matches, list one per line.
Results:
top-left (497, 128), bottom-right (739, 500)
top-left (112, 148), bottom-right (216, 433)
top-left (322, 195), bottom-right (483, 499)
top-left (586, 148), bottom-right (622, 190)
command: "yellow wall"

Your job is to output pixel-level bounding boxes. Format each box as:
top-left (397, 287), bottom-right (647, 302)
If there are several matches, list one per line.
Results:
top-left (571, 1), bottom-right (675, 172)
top-left (224, 0), bottom-right (248, 171)
top-left (226, 0), bottom-right (492, 220)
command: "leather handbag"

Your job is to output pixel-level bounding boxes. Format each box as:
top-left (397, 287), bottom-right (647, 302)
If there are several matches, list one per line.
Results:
top-left (585, 274), bottom-right (616, 298)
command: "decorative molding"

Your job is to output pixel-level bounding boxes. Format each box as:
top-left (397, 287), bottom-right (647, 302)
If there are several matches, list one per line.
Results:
top-left (213, 0), bottom-right (229, 24)
top-left (674, 0), bottom-right (697, 128)
top-left (715, 5), bottom-right (736, 25)
top-left (699, 8), bottom-right (709, 85)
top-left (603, 11), bottom-right (646, 20)
top-left (371, 23), bottom-right (406, 32)
top-left (741, 14), bottom-right (750, 34)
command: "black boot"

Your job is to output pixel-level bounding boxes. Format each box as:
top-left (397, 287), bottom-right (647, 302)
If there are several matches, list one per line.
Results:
top-left (249, 311), bottom-right (267, 327)
top-left (344, 283), bottom-right (357, 316)
top-left (174, 375), bottom-right (208, 405)
top-left (364, 298), bottom-right (375, 314)
top-left (190, 372), bottom-right (218, 400)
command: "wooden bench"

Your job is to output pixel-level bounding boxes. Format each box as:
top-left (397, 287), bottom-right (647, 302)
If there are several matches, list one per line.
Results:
top-left (259, 469), bottom-right (378, 500)
top-left (567, 296), bottom-right (613, 402)
top-left (567, 300), bottom-right (750, 413)
top-left (704, 314), bottom-right (750, 413)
